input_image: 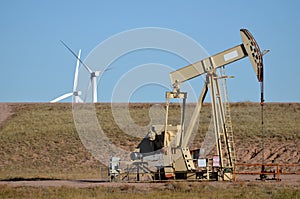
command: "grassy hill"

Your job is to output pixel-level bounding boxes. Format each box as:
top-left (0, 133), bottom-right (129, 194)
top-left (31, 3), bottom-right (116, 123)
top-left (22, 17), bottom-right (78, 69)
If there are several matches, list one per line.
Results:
top-left (0, 103), bottom-right (299, 180)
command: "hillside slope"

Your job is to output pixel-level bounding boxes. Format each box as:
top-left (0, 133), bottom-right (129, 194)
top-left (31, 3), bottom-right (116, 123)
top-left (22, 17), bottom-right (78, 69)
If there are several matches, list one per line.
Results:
top-left (0, 103), bottom-right (299, 179)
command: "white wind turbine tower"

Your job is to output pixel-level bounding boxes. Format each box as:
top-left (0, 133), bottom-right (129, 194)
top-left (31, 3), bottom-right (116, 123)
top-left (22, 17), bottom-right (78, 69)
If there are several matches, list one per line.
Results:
top-left (50, 50), bottom-right (83, 103)
top-left (84, 68), bottom-right (101, 103)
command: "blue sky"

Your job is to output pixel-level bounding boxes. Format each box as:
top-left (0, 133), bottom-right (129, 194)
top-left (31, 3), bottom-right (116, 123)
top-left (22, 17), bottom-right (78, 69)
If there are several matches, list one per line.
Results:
top-left (0, 0), bottom-right (299, 102)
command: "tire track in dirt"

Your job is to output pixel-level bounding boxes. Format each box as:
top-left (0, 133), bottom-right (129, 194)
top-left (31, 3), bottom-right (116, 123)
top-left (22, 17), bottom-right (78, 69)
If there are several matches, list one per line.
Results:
top-left (0, 104), bottom-right (14, 129)
top-left (236, 139), bottom-right (299, 164)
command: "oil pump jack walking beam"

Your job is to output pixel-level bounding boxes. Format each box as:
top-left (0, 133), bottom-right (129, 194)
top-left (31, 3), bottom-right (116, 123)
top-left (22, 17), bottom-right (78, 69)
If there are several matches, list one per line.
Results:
top-left (170, 29), bottom-right (263, 85)
top-left (163, 29), bottom-right (264, 180)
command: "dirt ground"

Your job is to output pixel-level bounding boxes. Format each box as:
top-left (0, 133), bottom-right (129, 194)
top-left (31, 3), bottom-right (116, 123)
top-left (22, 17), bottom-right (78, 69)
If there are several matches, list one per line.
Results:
top-left (0, 175), bottom-right (299, 188)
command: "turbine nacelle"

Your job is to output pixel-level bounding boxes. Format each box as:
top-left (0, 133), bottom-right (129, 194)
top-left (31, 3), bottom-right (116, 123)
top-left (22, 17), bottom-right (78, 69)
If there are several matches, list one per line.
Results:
top-left (73, 91), bottom-right (82, 96)
top-left (91, 71), bottom-right (101, 77)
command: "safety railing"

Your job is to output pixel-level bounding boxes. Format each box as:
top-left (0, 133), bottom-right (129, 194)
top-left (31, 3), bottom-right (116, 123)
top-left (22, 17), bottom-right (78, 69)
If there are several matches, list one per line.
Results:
top-left (233, 163), bottom-right (300, 182)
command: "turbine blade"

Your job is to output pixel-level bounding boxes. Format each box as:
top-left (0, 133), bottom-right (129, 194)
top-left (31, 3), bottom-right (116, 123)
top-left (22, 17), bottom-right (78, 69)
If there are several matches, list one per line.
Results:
top-left (60, 40), bottom-right (93, 74)
top-left (97, 67), bottom-right (113, 86)
top-left (77, 96), bottom-right (84, 103)
top-left (84, 78), bottom-right (92, 102)
top-left (73, 49), bottom-right (81, 92)
top-left (50, 93), bottom-right (73, 103)
top-left (103, 67), bottom-right (112, 72)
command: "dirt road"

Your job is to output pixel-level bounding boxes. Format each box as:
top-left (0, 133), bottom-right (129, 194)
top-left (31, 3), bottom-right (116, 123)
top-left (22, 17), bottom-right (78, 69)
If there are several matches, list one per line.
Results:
top-left (0, 175), bottom-right (299, 188)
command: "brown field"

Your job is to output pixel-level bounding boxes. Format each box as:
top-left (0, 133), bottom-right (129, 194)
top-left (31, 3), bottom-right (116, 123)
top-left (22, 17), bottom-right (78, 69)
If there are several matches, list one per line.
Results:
top-left (0, 102), bottom-right (299, 198)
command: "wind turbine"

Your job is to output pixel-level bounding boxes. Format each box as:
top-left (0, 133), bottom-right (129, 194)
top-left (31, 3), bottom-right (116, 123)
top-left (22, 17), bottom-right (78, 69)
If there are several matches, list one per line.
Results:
top-left (50, 50), bottom-right (83, 103)
top-left (60, 40), bottom-right (102, 103)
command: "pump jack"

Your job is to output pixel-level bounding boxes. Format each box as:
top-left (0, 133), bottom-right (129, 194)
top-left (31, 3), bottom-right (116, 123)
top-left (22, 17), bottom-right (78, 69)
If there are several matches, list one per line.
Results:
top-left (110, 29), bottom-right (265, 181)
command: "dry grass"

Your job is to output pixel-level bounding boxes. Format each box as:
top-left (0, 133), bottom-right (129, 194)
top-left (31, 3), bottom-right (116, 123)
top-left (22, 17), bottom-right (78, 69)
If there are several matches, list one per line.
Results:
top-left (0, 102), bottom-right (299, 181)
top-left (0, 182), bottom-right (299, 199)
top-left (0, 103), bottom-right (101, 180)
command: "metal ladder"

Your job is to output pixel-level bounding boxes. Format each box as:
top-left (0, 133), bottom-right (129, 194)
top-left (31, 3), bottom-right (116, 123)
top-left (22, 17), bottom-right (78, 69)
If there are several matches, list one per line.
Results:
top-left (219, 67), bottom-right (236, 168)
